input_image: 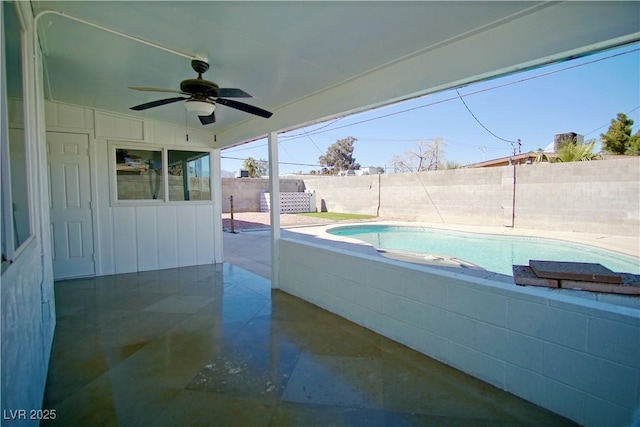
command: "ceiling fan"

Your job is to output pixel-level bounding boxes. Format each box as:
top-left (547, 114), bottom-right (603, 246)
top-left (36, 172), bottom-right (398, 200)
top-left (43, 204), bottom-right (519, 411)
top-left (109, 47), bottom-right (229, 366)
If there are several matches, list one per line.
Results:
top-left (129, 60), bottom-right (273, 125)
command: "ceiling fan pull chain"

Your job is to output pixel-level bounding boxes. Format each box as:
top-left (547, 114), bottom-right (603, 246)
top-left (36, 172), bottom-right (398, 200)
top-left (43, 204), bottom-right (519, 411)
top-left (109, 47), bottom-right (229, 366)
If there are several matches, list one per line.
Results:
top-left (185, 109), bottom-right (189, 142)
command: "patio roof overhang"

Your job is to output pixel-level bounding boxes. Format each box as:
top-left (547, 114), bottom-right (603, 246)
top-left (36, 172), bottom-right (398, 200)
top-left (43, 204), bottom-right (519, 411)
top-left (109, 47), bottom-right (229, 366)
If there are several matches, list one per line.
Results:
top-left (25, 1), bottom-right (640, 149)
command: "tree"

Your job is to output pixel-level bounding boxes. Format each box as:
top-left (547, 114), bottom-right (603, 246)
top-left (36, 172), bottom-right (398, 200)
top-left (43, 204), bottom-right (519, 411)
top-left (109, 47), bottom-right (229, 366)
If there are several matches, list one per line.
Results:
top-left (242, 157), bottom-right (268, 177)
top-left (389, 138), bottom-right (445, 173)
top-left (629, 132), bottom-right (640, 155)
top-left (548, 138), bottom-right (598, 162)
top-left (600, 112), bottom-right (640, 155)
top-left (318, 136), bottom-right (360, 174)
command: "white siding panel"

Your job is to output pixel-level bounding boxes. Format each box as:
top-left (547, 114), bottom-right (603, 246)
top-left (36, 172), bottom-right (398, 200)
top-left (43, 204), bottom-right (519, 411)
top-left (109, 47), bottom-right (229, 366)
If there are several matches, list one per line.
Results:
top-left (135, 207), bottom-right (158, 271)
top-left (58, 104), bottom-right (88, 129)
top-left (196, 205), bottom-right (215, 264)
top-left (8, 98), bottom-right (25, 126)
top-left (44, 101), bottom-right (58, 128)
top-left (113, 207), bottom-right (137, 273)
top-left (95, 111), bottom-right (144, 140)
top-left (151, 121), bottom-right (175, 145)
top-left (177, 206), bottom-right (197, 267)
top-left (157, 206), bottom-right (178, 269)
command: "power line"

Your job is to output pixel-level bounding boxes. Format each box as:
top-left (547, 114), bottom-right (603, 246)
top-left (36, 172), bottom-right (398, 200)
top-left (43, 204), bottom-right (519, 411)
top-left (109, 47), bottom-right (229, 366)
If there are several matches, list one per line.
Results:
top-left (299, 127), bottom-right (325, 154)
top-left (224, 143), bottom-right (267, 153)
top-left (455, 88), bottom-right (518, 144)
top-left (281, 117), bottom-right (345, 138)
top-left (280, 47), bottom-right (640, 141)
top-left (582, 105), bottom-right (640, 137)
top-left (221, 155), bottom-right (322, 168)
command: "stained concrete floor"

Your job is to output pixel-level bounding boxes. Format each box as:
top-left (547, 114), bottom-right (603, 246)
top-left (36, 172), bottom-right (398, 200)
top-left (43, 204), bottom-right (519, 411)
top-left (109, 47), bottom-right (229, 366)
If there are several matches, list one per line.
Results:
top-left (42, 262), bottom-right (577, 426)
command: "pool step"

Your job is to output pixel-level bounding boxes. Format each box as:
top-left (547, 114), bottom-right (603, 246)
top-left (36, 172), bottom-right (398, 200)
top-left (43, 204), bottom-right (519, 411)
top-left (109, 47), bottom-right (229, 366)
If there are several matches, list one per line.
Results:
top-left (529, 260), bottom-right (622, 284)
top-left (513, 262), bottom-right (639, 295)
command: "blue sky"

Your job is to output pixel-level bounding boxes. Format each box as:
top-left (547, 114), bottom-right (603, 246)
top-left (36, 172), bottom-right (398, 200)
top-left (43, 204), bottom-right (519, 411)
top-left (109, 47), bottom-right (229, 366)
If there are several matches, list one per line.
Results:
top-left (221, 43), bottom-right (640, 175)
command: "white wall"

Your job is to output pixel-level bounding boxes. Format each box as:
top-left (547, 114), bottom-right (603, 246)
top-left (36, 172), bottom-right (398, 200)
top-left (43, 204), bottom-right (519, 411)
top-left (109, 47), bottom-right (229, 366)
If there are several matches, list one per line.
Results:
top-left (279, 238), bottom-right (640, 426)
top-left (41, 100), bottom-right (223, 275)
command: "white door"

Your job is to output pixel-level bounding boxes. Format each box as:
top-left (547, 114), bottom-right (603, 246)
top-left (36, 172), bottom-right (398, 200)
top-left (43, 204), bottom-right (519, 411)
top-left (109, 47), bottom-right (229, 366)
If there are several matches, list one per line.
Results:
top-left (47, 132), bottom-right (95, 279)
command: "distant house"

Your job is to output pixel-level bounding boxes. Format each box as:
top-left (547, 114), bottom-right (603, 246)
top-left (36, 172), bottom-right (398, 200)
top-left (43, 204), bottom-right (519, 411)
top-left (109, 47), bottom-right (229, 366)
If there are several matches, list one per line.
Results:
top-left (467, 152), bottom-right (557, 168)
top-left (355, 166), bottom-right (383, 175)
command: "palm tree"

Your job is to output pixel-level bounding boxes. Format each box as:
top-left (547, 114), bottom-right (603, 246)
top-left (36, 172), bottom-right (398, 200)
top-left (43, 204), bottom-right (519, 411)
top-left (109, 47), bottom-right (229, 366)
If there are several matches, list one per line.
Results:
top-left (548, 139), bottom-right (598, 162)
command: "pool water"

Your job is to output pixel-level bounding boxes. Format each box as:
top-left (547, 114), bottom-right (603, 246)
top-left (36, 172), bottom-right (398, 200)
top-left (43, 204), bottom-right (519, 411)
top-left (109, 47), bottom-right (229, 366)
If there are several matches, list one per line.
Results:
top-left (328, 225), bottom-right (640, 276)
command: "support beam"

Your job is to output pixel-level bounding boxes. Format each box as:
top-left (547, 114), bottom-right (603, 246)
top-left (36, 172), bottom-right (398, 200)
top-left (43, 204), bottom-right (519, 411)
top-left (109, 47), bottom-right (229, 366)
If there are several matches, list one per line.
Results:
top-left (211, 148), bottom-right (223, 263)
top-left (268, 132), bottom-right (280, 289)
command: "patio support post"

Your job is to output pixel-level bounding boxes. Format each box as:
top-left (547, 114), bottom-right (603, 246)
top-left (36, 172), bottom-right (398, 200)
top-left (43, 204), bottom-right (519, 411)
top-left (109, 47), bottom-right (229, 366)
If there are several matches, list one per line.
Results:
top-left (268, 131), bottom-right (280, 289)
top-left (212, 148), bottom-right (224, 263)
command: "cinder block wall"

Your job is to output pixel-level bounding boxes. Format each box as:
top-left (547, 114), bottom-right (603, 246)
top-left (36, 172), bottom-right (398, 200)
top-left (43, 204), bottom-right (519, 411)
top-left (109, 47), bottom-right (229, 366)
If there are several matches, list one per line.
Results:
top-left (514, 159), bottom-right (640, 235)
top-left (221, 178), bottom-right (304, 212)
top-left (302, 158), bottom-right (640, 235)
top-left (279, 238), bottom-right (640, 426)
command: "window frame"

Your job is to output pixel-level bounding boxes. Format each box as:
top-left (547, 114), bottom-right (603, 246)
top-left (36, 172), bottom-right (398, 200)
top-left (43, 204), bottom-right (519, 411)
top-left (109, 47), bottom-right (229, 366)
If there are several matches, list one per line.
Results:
top-left (108, 140), bottom-right (214, 207)
top-left (2, 1), bottom-right (35, 265)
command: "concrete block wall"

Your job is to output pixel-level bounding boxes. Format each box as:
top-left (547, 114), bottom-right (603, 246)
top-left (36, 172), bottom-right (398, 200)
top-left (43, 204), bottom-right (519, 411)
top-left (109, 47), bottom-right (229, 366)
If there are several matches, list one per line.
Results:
top-left (380, 168), bottom-right (508, 226)
top-left (115, 175), bottom-right (211, 201)
top-left (279, 238), bottom-right (640, 426)
top-left (302, 158), bottom-right (640, 235)
top-left (514, 158), bottom-right (640, 235)
top-left (1, 242), bottom-right (53, 424)
top-left (221, 178), bottom-right (304, 212)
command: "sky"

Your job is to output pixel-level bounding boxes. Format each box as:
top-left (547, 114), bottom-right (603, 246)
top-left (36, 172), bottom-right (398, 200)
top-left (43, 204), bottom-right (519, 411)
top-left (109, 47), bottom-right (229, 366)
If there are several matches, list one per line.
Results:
top-left (221, 43), bottom-right (640, 175)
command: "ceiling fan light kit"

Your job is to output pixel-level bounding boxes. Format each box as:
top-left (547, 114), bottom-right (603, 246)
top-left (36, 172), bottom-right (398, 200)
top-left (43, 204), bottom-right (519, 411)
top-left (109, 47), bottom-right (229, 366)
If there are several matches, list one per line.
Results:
top-left (129, 59), bottom-right (272, 125)
top-left (184, 99), bottom-right (215, 115)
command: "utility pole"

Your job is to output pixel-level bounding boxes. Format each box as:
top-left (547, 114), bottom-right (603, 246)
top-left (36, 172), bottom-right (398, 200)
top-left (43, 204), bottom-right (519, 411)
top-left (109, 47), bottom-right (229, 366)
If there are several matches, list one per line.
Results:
top-left (478, 145), bottom-right (486, 161)
top-left (433, 137), bottom-right (442, 170)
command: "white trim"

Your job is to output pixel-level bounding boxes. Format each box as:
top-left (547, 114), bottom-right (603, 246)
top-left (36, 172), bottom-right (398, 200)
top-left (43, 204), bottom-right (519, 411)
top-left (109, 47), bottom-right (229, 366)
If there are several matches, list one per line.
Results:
top-left (211, 148), bottom-right (223, 263)
top-left (108, 140), bottom-right (215, 206)
top-left (1, 1), bottom-right (35, 263)
top-left (268, 131), bottom-right (280, 289)
top-left (1, 22), bottom-right (13, 260)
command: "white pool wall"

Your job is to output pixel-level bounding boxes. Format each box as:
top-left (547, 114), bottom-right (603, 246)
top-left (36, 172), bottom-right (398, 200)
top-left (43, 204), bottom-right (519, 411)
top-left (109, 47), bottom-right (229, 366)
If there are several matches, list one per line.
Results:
top-left (279, 238), bottom-right (640, 426)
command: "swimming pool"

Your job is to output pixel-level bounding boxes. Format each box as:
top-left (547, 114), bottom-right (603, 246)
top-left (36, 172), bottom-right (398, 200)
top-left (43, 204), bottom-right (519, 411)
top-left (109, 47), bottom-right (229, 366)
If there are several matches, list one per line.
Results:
top-left (328, 225), bottom-right (640, 276)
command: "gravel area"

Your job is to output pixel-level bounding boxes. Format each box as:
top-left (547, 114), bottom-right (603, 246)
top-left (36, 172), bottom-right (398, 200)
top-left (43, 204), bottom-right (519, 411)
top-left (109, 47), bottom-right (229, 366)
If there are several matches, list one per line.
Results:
top-left (222, 212), bottom-right (336, 230)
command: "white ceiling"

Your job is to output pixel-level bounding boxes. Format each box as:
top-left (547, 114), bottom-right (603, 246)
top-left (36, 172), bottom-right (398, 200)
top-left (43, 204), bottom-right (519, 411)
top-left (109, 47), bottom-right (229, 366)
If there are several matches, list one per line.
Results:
top-left (27, 1), bottom-right (640, 148)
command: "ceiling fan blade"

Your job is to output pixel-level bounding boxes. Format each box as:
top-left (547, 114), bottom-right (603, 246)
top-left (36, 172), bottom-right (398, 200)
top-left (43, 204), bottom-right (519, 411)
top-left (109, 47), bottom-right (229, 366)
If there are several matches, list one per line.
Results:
top-left (216, 88), bottom-right (252, 98)
top-left (198, 112), bottom-right (216, 125)
top-left (215, 98), bottom-right (273, 118)
top-left (129, 86), bottom-right (183, 94)
top-left (130, 96), bottom-right (187, 111)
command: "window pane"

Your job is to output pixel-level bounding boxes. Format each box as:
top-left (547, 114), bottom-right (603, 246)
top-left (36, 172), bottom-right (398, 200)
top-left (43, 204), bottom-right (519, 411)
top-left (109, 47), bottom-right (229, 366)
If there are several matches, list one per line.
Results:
top-left (4, 2), bottom-right (31, 251)
top-left (168, 150), bottom-right (211, 201)
top-left (115, 149), bottom-right (163, 200)
top-left (9, 130), bottom-right (30, 248)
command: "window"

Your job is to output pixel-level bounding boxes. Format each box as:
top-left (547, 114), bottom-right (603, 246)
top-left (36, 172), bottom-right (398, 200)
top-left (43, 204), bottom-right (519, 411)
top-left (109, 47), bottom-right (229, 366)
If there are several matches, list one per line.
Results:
top-left (2, 1), bottom-right (33, 263)
top-left (115, 148), bottom-right (163, 200)
top-left (111, 143), bottom-right (212, 204)
top-left (168, 150), bottom-right (211, 201)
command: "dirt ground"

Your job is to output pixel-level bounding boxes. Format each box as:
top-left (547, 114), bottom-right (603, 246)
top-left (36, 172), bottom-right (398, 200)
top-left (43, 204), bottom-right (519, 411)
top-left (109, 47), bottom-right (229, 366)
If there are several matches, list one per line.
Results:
top-left (222, 212), bottom-right (336, 230)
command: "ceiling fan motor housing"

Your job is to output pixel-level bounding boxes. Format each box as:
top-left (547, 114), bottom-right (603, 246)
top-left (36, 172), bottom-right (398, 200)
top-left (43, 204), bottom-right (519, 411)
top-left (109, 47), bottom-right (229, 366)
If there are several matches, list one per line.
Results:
top-left (180, 79), bottom-right (219, 96)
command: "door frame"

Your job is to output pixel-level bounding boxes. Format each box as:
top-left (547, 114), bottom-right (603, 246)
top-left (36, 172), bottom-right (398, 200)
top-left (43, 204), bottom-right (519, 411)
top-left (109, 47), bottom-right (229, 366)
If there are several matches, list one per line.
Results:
top-left (46, 130), bottom-right (100, 278)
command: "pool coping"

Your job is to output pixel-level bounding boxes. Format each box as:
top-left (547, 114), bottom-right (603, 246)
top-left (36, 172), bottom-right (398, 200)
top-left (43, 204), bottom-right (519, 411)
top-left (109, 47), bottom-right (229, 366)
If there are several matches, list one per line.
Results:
top-left (284, 219), bottom-right (640, 259)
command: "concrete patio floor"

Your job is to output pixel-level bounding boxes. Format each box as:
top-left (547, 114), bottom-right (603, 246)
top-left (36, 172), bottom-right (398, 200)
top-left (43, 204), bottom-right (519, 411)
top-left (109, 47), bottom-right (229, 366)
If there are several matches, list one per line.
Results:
top-left (43, 261), bottom-right (577, 426)
top-left (38, 216), bottom-right (637, 425)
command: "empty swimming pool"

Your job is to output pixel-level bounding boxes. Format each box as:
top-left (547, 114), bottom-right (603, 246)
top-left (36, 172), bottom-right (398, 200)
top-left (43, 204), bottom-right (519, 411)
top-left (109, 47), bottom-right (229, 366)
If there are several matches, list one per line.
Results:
top-left (328, 225), bottom-right (640, 276)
